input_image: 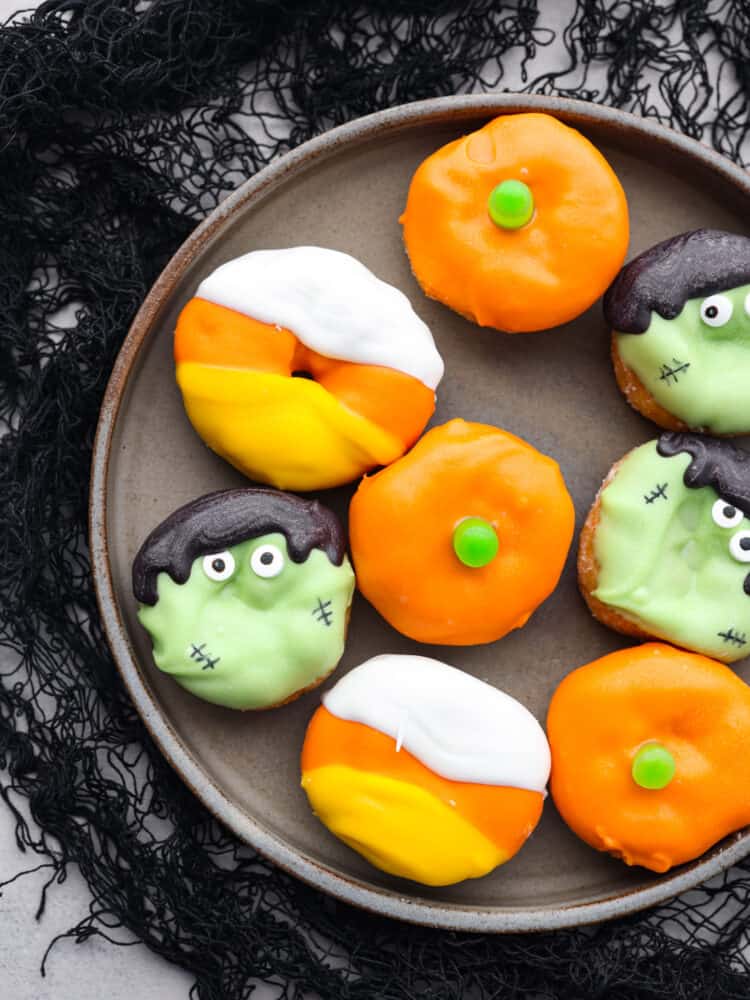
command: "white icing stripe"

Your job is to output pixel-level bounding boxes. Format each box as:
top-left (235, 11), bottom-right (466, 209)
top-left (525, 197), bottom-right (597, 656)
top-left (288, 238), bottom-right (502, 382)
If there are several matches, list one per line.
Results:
top-left (195, 247), bottom-right (444, 390)
top-left (322, 654), bottom-right (550, 792)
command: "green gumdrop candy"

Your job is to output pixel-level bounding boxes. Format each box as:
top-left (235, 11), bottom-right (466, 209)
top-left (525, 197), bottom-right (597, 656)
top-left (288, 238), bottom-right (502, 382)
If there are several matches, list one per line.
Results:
top-left (488, 179), bottom-right (534, 230)
top-left (631, 742), bottom-right (676, 790)
top-left (453, 517), bottom-right (499, 568)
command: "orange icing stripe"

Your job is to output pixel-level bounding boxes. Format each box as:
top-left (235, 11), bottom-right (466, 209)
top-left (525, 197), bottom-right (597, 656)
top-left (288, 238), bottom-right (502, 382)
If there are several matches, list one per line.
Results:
top-left (314, 361), bottom-right (434, 450)
top-left (302, 706), bottom-right (543, 856)
top-left (175, 298), bottom-right (297, 371)
top-left (174, 297), bottom-right (434, 448)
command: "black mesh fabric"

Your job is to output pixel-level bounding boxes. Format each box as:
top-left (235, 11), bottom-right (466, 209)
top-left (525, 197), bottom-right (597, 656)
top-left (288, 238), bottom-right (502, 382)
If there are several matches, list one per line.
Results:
top-left (2, 2), bottom-right (750, 998)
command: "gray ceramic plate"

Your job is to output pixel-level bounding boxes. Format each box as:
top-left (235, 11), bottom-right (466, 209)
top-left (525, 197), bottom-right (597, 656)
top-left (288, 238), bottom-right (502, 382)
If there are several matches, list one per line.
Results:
top-left (90, 94), bottom-right (750, 932)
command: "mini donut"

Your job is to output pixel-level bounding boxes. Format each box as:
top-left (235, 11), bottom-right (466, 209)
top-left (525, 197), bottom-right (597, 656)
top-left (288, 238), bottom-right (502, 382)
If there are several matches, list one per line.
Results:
top-left (579, 432), bottom-right (750, 662)
top-left (547, 643), bottom-right (750, 872)
top-left (301, 654), bottom-right (550, 886)
top-left (174, 246), bottom-right (444, 490)
top-left (349, 418), bottom-right (575, 645)
top-left (400, 112), bottom-right (629, 333)
top-left (132, 488), bottom-right (355, 710)
top-left (605, 229), bottom-right (750, 435)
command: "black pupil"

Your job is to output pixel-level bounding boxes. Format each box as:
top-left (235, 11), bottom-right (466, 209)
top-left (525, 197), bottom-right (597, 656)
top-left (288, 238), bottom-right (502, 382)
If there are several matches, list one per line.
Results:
top-left (212, 558), bottom-right (225, 573)
top-left (260, 551), bottom-right (274, 565)
top-left (741, 538), bottom-right (750, 551)
top-left (706, 305), bottom-right (718, 318)
top-left (724, 506), bottom-right (737, 519)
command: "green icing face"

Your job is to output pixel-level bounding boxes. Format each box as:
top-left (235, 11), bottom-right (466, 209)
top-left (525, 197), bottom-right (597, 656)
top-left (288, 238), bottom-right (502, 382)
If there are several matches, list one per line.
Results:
top-left (593, 440), bottom-right (750, 662)
top-left (137, 533), bottom-right (355, 710)
top-left (615, 282), bottom-right (750, 434)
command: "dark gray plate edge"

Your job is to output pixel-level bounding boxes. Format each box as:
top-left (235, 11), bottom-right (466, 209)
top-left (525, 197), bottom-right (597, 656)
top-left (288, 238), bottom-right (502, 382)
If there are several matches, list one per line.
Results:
top-left (89, 92), bottom-right (750, 933)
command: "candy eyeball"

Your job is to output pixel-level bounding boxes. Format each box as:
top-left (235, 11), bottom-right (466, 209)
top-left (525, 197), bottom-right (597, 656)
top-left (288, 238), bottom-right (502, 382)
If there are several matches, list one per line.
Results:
top-left (202, 551), bottom-right (236, 581)
top-left (712, 498), bottom-right (744, 529)
top-left (700, 294), bottom-right (733, 327)
top-left (729, 530), bottom-right (750, 563)
top-left (250, 543), bottom-right (285, 578)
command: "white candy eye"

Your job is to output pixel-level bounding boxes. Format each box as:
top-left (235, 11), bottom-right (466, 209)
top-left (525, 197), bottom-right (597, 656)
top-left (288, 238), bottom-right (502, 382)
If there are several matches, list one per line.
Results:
top-left (730, 530), bottom-right (750, 563)
top-left (202, 551), bottom-right (235, 581)
top-left (700, 294), bottom-right (733, 327)
top-left (712, 498), bottom-right (744, 528)
top-left (250, 543), bottom-right (285, 579)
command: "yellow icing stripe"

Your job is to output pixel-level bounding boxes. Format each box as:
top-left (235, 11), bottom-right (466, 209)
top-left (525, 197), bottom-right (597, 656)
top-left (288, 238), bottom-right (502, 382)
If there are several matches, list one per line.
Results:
top-left (176, 363), bottom-right (404, 491)
top-left (301, 765), bottom-right (506, 886)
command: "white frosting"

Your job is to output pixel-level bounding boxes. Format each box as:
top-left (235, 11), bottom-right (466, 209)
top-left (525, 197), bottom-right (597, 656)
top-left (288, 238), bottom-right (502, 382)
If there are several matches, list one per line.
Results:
top-left (195, 247), bottom-right (444, 390)
top-left (322, 654), bottom-right (550, 792)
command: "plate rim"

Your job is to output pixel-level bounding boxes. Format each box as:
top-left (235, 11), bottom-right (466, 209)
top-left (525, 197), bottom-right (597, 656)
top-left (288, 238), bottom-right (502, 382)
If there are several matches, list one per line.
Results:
top-left (89, 92), bottom-right (750, 933)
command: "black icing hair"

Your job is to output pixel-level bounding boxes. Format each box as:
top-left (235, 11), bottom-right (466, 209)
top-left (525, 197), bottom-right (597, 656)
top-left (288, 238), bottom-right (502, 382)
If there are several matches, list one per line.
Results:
top-left (604, 229), bottom-right (750, 334)
top-left (657, 432), bottom-right (750, 517)
top-left (132, 488), bottom-right (346, 606)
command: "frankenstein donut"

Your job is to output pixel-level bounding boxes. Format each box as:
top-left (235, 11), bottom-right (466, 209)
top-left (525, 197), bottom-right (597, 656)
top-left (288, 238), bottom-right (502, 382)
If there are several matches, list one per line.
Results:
top-left (548, 643), bottom-right (750, 872)
top-left (606, 229), bottom-right (750, 435)
top-left (400, 113), bottom-right (629, 332)
top-left (349, 419), bottom-right (575, 644)
top-left (174, 246), bottom-right (444, 490)
top-left (133, 489), bottom-right (355, 709)
top-left (579, 432), bottom-right (750, 661)
top-left (301, 655), bottom-right (550, 886)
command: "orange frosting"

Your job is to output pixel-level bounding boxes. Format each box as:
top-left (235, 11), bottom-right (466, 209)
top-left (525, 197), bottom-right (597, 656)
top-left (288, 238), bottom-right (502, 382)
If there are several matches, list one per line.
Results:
top-left (175, 297), bottom-right (435, 449)
top-left (348, 418), bottom-right (575, 645)
top-left (400, 112), bottom-right (629, 332)
top-left (547, 643), bottom-right (750, 873)
top-left (302, 706), bottom-right (543, 855)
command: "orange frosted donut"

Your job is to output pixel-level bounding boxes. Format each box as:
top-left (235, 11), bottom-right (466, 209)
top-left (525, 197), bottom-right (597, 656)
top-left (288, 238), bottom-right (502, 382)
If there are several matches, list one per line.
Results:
top-left (547, 643), bottom-right (750, 873)
top-left (348, 418), bottom-right (575, 645)
top-left (174, 247), bottom-right (444, 491)
top-left (400, 112), bottom-right (629, 332)
top-left (301, 654), bottom-right (550, 886)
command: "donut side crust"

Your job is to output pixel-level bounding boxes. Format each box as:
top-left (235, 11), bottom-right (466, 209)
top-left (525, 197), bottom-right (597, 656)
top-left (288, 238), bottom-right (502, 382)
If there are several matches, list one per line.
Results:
top-left (577, 457), bottom-right (655, 641)
top-left (610, 333), bottom-right (690, 432)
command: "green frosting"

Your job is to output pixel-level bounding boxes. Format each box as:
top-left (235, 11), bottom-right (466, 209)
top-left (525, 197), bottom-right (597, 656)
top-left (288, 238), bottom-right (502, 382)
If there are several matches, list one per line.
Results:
top-left (138, 533), bottom-right (354, 710)
top-left (593, 440), bottom-right (750, 661)
top-left (615, 282), bottom-right (750, 434)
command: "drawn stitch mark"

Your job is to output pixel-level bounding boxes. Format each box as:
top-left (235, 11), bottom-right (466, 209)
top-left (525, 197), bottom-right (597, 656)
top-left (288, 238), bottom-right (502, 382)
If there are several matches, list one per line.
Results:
top-left (644, 483), bottom-right (668, 504)
top-left (658, 358), bottom-right (690, 385)
top-left (189, 642), bottom-right (221, 670)
top-left (312, 598), bottom-right (333, 627)
top-left (718, 628), bottom-right (747, 648)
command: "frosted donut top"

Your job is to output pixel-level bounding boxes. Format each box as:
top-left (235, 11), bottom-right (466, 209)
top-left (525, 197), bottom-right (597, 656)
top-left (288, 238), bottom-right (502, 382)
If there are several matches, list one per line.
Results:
top-left (195, 246), bottom-right (445, 390)
top-left (322, 654), bottom-right (551, 792)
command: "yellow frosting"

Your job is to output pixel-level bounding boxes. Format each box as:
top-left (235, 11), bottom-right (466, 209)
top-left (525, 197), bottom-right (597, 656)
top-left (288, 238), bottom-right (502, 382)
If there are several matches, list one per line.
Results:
top-left (301, 764), bottom-right (506, 886)
top-left (176, 363), bottom-right (404, 491)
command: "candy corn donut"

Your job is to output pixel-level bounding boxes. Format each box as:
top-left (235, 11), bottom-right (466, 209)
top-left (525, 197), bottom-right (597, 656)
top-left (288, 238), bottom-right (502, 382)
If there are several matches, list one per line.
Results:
top-left (548, 643), bottom-right (750, 872)
top-left (174, 247), bottom-right (444, 490)
top-left (400, 112), bottom-right (629, 332)
top-left (301, 655), bottom-right (550, 886)
top-left (349, 419), bottom-right (575, 644)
